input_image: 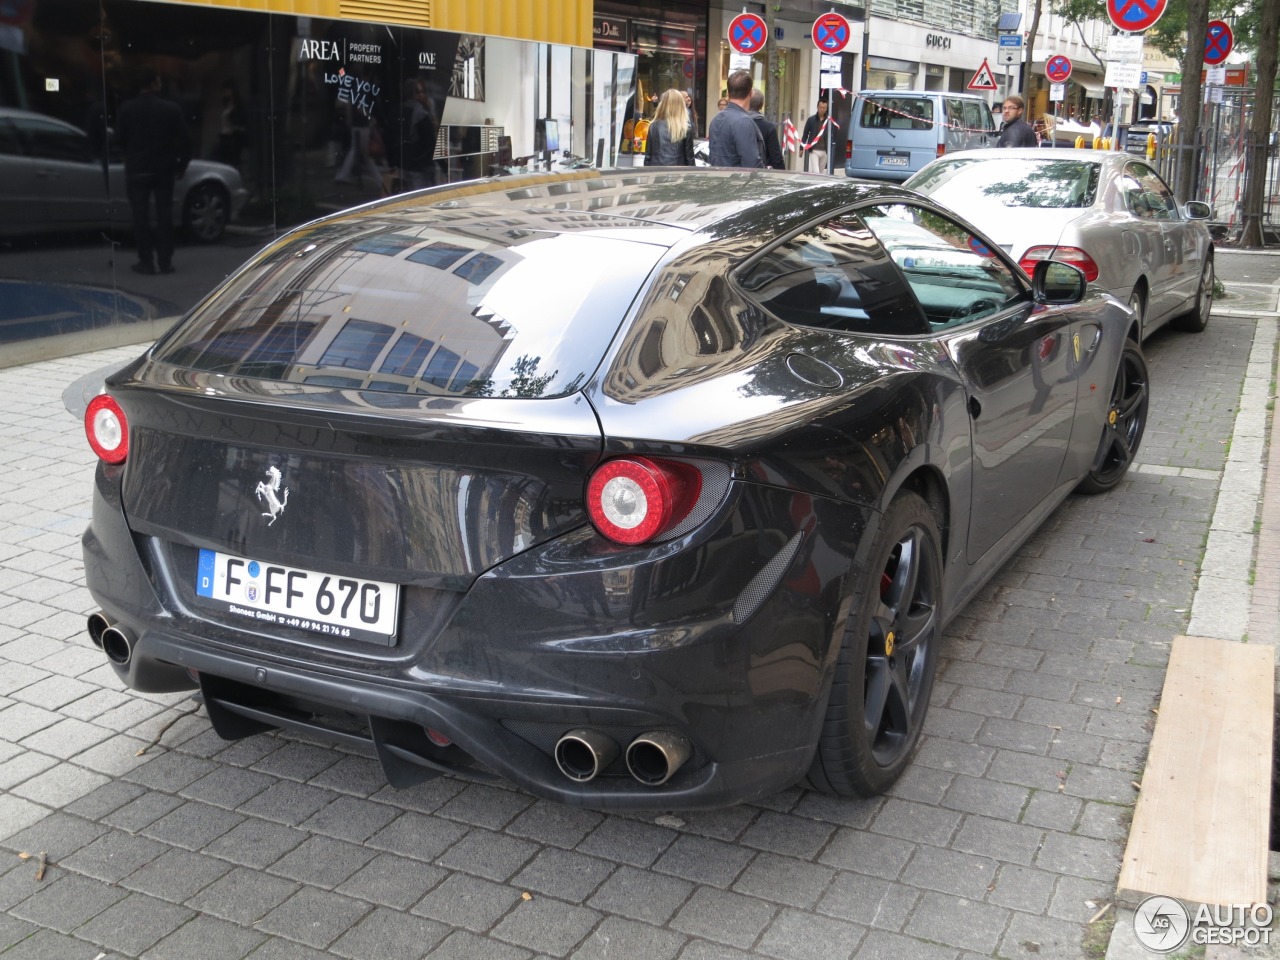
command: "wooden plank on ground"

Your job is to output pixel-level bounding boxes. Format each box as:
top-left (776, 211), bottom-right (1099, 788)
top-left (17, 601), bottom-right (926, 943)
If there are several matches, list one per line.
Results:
top-left (1117, 634), bottom-right (1273, 907)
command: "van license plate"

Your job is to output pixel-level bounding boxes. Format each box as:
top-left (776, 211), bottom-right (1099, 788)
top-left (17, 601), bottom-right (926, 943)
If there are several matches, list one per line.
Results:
top-left (877, 155), bottom-right (909, 166)
top-left (195, 549), bottom-right (399, 645)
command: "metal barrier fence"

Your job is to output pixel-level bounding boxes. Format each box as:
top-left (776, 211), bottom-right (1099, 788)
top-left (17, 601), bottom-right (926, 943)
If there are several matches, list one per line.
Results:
top-left (1145, 86), bottom-right (1279, 241)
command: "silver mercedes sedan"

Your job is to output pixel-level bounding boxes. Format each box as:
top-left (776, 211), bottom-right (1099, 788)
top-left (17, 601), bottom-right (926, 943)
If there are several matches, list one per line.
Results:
top-left (906, 148), bottom-right (1214, 338)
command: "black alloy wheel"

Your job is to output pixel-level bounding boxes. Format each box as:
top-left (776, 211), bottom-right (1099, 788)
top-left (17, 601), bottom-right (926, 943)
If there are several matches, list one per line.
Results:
top-left (1076, 340), bottom-right (1149, 494)
top-left (184, 182), bottom-right (230, 243)
top-left (808, 491), bottom-right (942, 797)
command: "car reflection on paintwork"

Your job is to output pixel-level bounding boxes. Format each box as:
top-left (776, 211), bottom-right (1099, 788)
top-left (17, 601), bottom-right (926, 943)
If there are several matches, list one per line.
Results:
top-left (906, 148), bottom-right (1215, 339)
top-left (0, 106), bottom-right (247, 243)
top-left (81, 168), bottom-right (1150, 810)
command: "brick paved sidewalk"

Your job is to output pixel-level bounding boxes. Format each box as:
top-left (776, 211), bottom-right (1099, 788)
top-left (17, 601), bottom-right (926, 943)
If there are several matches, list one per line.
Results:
top-left (0, 302), bottom-right (1272, 959)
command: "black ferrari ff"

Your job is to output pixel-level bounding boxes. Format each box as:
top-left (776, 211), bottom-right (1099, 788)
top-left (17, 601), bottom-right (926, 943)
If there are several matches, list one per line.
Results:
top-left (82, 169), bottom-right (1148, 809)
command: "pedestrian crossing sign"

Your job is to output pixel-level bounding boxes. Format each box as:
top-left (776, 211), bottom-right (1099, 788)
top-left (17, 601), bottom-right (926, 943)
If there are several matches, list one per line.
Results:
top-left (967, 58), bottom-right (999, 91)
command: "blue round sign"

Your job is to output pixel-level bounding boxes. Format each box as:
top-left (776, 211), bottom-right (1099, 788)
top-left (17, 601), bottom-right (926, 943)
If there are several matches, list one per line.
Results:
top-left (728, 13), bottom-right (767, 55)
top-left (1106, 0), bottom-right (1168, 32)
top-left (811, 12), bottom-right (852, 53)
top-left (1045, 55), bottom-right (1072, 84)
top-left (1204, 20), bottom-right (1233, 66)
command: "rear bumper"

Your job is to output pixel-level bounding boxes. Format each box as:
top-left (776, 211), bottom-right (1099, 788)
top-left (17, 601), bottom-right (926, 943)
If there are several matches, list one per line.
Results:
top-left (84, 472), bottom-right (873, 809)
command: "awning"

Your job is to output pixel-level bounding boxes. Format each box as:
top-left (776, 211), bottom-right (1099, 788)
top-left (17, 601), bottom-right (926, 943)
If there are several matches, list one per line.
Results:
top-left (1076, 81), bottom-right (1106, 98)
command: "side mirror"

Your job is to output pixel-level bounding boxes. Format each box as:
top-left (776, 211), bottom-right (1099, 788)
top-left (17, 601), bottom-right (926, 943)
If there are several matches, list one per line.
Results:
top-left (1182, 200), bottom-right (1212, 220)
top-left (1033, 260), bottom-right (1086, 305)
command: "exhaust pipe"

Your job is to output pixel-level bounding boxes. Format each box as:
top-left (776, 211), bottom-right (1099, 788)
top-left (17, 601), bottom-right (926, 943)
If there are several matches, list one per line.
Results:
top-left (626, 731), bottom-right (692, 786)
top-left (554, 729), bottom-right (619, 782)
top-left (100, 624), bottom-right (136, 666)
top-left (87, 612), bottom-right (115, 650)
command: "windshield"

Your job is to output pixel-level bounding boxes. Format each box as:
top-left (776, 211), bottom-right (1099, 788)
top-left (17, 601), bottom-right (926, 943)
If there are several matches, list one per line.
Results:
top-left (152, 219), bottom-right (666, 399)
top-left (908, 157), bottom-right (1101, 211)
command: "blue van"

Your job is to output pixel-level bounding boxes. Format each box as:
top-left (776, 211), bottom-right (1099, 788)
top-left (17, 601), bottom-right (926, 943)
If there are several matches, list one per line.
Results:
top-left (845, 91), bottom-right (998, 181)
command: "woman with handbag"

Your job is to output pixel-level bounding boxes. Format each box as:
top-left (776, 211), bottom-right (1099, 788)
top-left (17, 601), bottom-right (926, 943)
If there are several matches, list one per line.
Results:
top-left (645, 89), bottom-right (695, 166)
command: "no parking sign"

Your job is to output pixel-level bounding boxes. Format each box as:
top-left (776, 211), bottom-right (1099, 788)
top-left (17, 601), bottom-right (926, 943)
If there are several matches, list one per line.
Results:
top-left (811, 12), bottom-right (852, 53)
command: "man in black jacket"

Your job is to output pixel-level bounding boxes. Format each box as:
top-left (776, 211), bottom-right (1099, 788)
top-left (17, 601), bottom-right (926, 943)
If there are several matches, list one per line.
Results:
top-left (996, 95), bottom-right (1038, 148)
top-left (748, 90), bottom-right (785, 169)
top-left (706, 70), bottom-right (763, 168)
top-left (117, 70), bottom-right (192, 274)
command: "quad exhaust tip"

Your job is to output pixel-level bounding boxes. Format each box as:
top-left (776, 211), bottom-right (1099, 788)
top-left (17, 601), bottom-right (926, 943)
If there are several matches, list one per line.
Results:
top-left (625, 731), bottom-right (692, 786)
top-left (100, 623), bottom-right (136, 666)
top-left (554, 729), bottom-right (619, 782)
top-left (87, 612), bottom-right (114, 650)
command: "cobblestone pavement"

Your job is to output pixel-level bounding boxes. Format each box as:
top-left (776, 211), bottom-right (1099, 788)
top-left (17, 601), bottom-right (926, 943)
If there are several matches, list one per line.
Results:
top-left (0, 303), bottom-right (1273, 959)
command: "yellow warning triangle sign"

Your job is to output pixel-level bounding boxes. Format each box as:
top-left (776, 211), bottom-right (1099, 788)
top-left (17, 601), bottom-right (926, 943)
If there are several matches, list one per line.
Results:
top-left (968, 58), bottom-right (998, 91)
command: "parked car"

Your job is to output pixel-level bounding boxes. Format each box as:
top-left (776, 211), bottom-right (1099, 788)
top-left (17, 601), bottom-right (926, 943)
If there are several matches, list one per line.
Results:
top-left (1125, 120), bottom-right (1175, 156)
top-left (844, 90), bottom-right (997, 182)
top-left (906, 148), bottom-right (1214, 338)
top-left (82, 169), bottom-right (1147, 810)
top-left (0, 106), bottom-right (247, 243)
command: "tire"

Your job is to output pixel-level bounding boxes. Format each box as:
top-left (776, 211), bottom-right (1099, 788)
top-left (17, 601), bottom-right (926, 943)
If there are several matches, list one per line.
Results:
top-left (1170, 255), bottom-right (1213, 333)
top-left (1075, 340), bottom-right (1149, 495)
top-left (183, 182), bottom-right (230, 243)
top-left (1127, 286), bottom-right (1146, 337)
top-left (807, 491), bottom-right (942, 797)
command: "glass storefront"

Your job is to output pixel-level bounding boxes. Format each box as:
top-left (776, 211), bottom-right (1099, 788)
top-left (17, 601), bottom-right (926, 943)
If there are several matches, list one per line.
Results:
top-left (1, 0), bottom-right (634, 358)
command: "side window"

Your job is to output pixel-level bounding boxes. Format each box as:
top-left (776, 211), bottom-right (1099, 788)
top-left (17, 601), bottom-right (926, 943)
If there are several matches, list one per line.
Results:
top-left (737, 213), bottom-right (928, 336)
top-left (18, 118), bottom-right (94, 163)
top-left (862, 203), bottom-right (1026, 331)
top-left (1119, 171), bottom-right (1155, 219)
top-left (963, 101), bottom-right (992, 135)
top-left (1130, 162), bottom-right (1178, 220)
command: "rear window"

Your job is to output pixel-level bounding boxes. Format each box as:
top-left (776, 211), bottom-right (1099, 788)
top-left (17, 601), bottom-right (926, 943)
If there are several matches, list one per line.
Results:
top-left (859, 97), bottom-right (936, 131)
top-left (152, 220), bottom-right (666, 398)
top-left (908, 157), bottom-right (1101, 210)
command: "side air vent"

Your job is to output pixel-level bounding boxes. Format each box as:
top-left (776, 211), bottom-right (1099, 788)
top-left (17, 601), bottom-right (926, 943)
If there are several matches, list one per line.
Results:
top-left (733, 531), bottom-right (804, 624)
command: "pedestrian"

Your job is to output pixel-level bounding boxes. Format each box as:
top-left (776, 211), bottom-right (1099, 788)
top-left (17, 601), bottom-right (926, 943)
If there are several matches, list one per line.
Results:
top-left (717, 96), bottom-right (728, 112)
top-left (747, 90), bottom-right (785, 169)
top-left (210, 80), bottom-right (247, 168)
top-left (400, 78), bottom-right (439, 189)
top-left (706, 69), bottom-right (763, 169)
top-left (996, 95), bottom-right (1037, 148)
top-left (116, 69), bottom-right (192, 275)
top-left (802, 97), bottom-right (830, 174)
top-left (645, 89), bottom-right (695, 166)
top-left (682, 90), bottom-right (699, 137)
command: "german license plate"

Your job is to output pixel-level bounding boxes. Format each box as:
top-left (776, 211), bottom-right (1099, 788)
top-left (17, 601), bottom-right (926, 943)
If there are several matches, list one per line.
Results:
top-left (877, 155), bottom-right (909, 166)
top-left (196, 549), bottom-right (399, 645)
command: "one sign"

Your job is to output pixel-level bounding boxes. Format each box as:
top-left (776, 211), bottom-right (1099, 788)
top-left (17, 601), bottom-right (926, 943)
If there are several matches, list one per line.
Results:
top-left (727, 12), bottom-right (767, 55)
top-left (1105, 34), bottom-right (1144, 61)
top-left (1050, 82), bottom-right (1065, 101)
top-left (1045, 55), bottom-right (1072, 83)
top-left (999, 46), bottom-right (1019, 66)
top-left (1105, 0), bottom-right (1168, 34)
top-left (729, 52), bottom-right (752, 72)
top-left (1206, 64), bottom-right (1227, 84)
top-left (820, 72), bottom-right (843, 89)
top-left (821, 54), bottom-right (841, 72)
top-left (967, 58), bottom-right (999, 91)
top-left (682, 59), bottom-right (694, 80)
top-left (1140, 70), bottom-right (1148, 83)
top-left (1105, 62), bottom-right (1143, 88)
top-left (998, 34), bottom-right (1022, 47)
top-left (812, 12), bottom-right (852, 53)
top-left (1203, 20), bottom-right (1233, 66)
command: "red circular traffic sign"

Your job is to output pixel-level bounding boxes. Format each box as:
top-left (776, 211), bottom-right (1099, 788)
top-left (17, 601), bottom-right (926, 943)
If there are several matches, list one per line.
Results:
top-left (812, 12), bottom-right (852, 53)
top-left (1045, 55), bottom-right (1072, 84)
top-left (1105, 0), bottom-right (1168, 33)
top-left (1204, 20), bottom-right (1233, 66)
top-left (728, 13), bottom-right (767, 55)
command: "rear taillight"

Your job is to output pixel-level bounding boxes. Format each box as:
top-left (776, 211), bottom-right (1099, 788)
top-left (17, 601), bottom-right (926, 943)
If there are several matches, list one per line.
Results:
top-left (1018, 245), bottom-right (1100, 282)
top-left (937, 143), bottom-right (946, 157)
top-left (586, 457), bottom-right (702, 545)
top-left (85, 394), bottom-right (128, 464)
top-left (845, 140), bottom-right (852, 160)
